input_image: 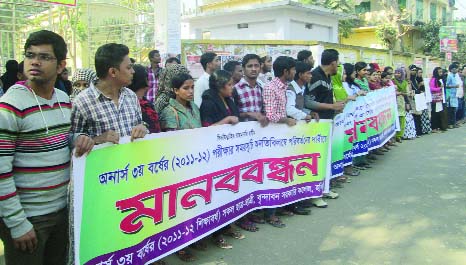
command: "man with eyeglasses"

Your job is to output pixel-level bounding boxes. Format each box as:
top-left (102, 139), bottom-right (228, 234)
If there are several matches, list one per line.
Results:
top-left (71, 43), bottom-right (148, 145)
top-left (0, 30), bottom-right (94, 265)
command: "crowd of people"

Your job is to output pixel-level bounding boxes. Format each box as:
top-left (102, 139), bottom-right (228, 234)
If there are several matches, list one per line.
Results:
top-left (0, 29), bottom-right (464, 265)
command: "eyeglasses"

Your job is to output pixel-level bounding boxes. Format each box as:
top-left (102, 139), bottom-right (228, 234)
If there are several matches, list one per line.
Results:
top-left (24, 52), bottom-right (57, 62)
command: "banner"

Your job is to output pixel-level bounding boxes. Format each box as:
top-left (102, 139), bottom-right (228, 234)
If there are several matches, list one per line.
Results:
top-left (73, 121), bottom-right (332, 265)
top-left (182, 40), bottom-right (312, 78)
top-left (439, 26), bottom-right (458, 53)
top-left (36, 0), bottom-right (77, 6)
top-left (331, 87), bottom-right (398, 177)
top-left (330, 113), bottom-right (345, 178)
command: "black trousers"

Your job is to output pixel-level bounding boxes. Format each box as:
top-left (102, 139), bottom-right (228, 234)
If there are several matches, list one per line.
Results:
top-left (413, 114), bottom-right (423, 135)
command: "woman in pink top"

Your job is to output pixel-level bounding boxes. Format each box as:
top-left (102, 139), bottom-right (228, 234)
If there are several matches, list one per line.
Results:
top-left (430, 67), bottom-right (448, 132)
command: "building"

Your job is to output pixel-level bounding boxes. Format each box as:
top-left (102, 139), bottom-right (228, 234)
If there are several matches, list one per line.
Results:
top-left (342, 0), bottom-right (455, 53)
top-left (182, 0), bottom-right (348, 43)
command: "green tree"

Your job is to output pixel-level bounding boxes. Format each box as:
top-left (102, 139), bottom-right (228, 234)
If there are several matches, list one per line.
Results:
top-left (452, 19), bottom-right (466, 62)
top-left (419, 21), bottom-right (441, 57)
top-left (374, 1), bottom-right (411, 52)
top-left (0, 1), bottom-right (49, 64)
top-left (53, 6), bottom-right (88, 70)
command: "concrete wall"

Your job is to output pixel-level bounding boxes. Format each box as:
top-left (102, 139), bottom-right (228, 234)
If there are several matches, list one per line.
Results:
top-left (187, 7), bottom-right (339, 43)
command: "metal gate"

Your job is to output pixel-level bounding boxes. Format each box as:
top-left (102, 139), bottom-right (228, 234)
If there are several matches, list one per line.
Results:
top-left (0, 0), bottom-right (157, 73)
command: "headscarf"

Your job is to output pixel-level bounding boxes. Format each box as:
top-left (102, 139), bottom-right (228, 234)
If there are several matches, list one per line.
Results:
top-left (70, 68), bottom-right (97, 100)
top-left (331, 65), bottom-right (348, 101)
top-left (432, 67), bottom-right (443, 87)
top-left (394, 67), bottom-right (406, 82)
top-left (394, 67), bottom-right (408, 93)
top-left (72, 68), bottom-right (97, 84)
top-left (154, 64), bottom-right (190, 113)
top-left (368, 68), bottom-right (382, 90)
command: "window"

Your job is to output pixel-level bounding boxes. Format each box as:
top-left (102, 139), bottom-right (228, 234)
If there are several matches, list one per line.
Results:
top-left (355, 1), bottom-right (371, 14)
top-left (202, 31), bottom-right (211, 39)
top-left (442, 7), bottom-right (447, 24)
top-left (430, 3), bottom-right (437, 21)
top-left (416, 0), bottom-right (424, 21)
top-left (398, 0), bottom-right (407, 9)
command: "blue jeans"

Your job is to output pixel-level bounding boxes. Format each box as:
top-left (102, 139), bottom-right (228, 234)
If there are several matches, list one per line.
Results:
top-left (457, 97), bottom-right (465, 121)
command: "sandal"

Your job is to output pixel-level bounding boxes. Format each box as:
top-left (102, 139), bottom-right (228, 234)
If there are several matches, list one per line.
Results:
top-left (236, 219), bottom-right (259, 232)
top-left (223, 228), bottom-right (246, 239)
top-left (353, 165), bottom-right (367, 170)
top-left (345, 170), bottom-right (360, 176)
top-left (176, 249), bottom-right (196, 262)
top-left (190, 241), bottom-right (207, 251)
top-left (276, 208), bottom-right (294, 216)
top-left (341, 177), bottom-right (352, 183)
top-left (150, 261), bottom-right (167, 265)
top-left (266, 216), bottom-right (286, 228)
top-left (213, 236), bottom-right (233, 249)
top-left (336, 176), bottom-right (348, 183)
top-left (248, 214), bottom-right (266, 224)
top-left (330, 181), bottom-right (344, 189)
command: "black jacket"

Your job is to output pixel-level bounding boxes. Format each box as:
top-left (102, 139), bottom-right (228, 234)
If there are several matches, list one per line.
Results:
top-left (200, 89), bottom-right (239, 126)
top-left (304, 66), bottom-right (334, 119)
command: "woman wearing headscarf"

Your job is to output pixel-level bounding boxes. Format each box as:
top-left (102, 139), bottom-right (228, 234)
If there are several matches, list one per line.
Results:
top-left (409, 65), bottom-right (422, 136)
top-left (70, 68), bottom-right (97, 101)
top-left (394, 67), bottom-right (409, 142)
top-left (400, 67), bottom-right (417, 140)
top-left (368, 68), bottom-right (382, 90)
top-left (332, 64), bottom-right (348, 102)
top-left (333, 64), bottom-right (361, 178)
top-left (154, 64), bottom-right (190, 113)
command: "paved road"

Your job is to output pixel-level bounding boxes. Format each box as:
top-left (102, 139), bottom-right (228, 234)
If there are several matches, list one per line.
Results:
top-left (1, 127), bottom-right (466, 265)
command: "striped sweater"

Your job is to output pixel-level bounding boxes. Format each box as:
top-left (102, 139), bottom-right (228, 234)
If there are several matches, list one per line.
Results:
top-left (0, 83), bottom-right (73, 238)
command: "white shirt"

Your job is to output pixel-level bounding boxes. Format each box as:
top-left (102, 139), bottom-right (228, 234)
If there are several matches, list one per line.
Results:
top-left (286, 80), bottom-right (310, 120)
top-left (343, 82), bottom-right (360, 96)
top-left (456, 73), bottom-right (464, 98)
top-left (257, 72), bottom-right (273, 88)
top-left (194, 72), bottom-right (210, 107)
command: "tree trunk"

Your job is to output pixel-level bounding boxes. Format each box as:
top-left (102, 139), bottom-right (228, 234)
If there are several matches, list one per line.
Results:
top-left (398, 24), bottom-right (405, 53)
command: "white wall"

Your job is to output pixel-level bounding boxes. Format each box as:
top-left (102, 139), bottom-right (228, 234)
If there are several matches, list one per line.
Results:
top-left (289, 20), bottom-right (332, 42)
top-left (186, 7), bottom-right (339, 43)
top-left (205, 20), bottom-right (278, 40)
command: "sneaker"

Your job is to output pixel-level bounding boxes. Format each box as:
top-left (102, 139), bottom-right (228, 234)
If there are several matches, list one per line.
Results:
top-left (311, 198), bottom-right (328, 208)
top-left (323, 190), bottom-right (339, 199)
